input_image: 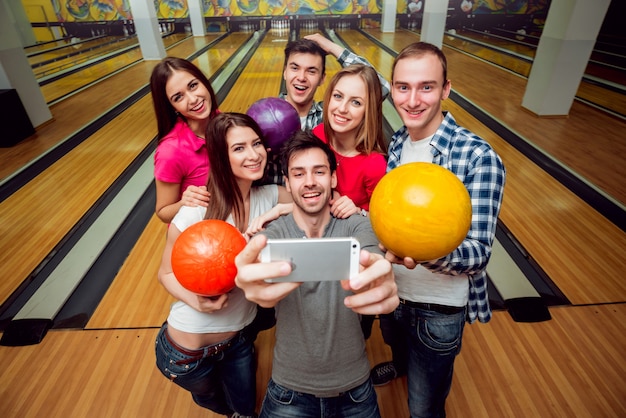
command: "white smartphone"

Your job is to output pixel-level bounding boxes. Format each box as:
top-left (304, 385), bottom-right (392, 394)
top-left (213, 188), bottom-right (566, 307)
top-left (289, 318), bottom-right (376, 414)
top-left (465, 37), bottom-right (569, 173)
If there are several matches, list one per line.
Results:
top-left (261, 237), bottom-right (361, 282)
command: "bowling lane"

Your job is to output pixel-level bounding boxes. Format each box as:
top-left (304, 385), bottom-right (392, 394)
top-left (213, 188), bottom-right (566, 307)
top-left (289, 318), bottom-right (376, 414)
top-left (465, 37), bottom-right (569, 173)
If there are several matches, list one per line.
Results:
top-left (24, 37), bottom-right (83, 55)
top-left (450, 28), bottom-right (537, 59)
top-left (219, 31), bottom-right (289, 112)
top-left (448, 27), bottom-right (626, 86)
top-left (32, 36), bottom-right (139, 79)
top-left (40, 33), bottom-right (191, 104)
top-left (440, 30), bottom-right (535, 76)
top-left (28, 36), bottom-right (125, 67)
top-left (0, 33), bottom-right (240, 182)
top-left (0, 33), bottom-right (247, 311)
top-left (460, 26), bottom-right (626, 86)
top-left (443, 28), bottom-right (625, 115)
top-left (363, 28), bottom-right (626, 207)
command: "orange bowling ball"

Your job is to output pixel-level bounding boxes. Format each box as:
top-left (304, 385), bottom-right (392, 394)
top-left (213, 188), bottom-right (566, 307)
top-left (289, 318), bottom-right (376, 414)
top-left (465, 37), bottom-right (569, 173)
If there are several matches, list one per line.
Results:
top-left (171, 220), bottom-right (246, 296)
top-left (369, 162), bottom-right (472, 261)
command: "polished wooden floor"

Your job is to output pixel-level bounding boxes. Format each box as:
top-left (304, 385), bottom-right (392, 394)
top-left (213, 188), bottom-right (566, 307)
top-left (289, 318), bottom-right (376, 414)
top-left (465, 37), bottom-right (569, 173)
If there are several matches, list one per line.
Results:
top-left (0, 27), bottom-right (625, 418)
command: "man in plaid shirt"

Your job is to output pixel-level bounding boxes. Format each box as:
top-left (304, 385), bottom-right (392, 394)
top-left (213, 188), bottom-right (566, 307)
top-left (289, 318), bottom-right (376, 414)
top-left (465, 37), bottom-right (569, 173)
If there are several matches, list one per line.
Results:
top-left (264, 33), bottom-right (390, 185)
top-left (371, 42), bottom-right (506, 417)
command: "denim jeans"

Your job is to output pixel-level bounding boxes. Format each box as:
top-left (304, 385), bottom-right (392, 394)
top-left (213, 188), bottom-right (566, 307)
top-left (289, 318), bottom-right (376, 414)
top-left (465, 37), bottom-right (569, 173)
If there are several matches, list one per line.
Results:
top-left (259, 378), bottom-right (381, 418)
top-left (394, 303), bottom-right (466, 418)
top-left (155, 324), bottom-right (256, 416)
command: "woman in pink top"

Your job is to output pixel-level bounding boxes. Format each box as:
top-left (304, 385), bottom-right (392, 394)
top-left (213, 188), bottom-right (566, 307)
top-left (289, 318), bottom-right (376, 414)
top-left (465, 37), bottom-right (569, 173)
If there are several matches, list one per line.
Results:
top-left (150, 57), bottom-right (220, 223)
top-left (312, 64), bottom-right (387, 218)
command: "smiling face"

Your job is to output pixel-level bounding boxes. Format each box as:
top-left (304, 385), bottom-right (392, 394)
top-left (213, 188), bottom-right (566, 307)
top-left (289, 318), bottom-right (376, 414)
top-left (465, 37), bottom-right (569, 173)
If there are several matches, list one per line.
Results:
top-left (226, 125), bottom-right (267, 183)
top-left (283, 52), bottom-right (326, 115)
top-left (326, 74), bottom-right (367, 142)
top-left (285, 147), bottom-right (337, 217)
top-left (165, 69), bottom-right (213, 125)
top-left (391, 53), bottom-right (451, 140)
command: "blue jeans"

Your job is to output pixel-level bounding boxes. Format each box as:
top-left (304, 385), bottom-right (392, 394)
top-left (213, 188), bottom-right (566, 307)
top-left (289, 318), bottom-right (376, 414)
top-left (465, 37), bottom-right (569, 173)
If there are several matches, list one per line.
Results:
top-left (155, 324), bottom-right (256, 416)
top-left (394, 303), bottom-right (466, 418)
top-left (259, 378), bottom-right (380, 418)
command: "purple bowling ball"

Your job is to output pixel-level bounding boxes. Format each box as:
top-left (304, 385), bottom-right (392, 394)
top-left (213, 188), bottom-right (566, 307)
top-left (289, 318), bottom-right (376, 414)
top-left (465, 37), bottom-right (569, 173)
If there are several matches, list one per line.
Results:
top-left (247, 97), bottom-right (301, 150)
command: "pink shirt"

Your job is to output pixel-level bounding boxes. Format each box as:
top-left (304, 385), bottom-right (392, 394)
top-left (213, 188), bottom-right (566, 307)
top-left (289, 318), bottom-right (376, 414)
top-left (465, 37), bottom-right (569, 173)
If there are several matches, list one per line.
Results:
top-left (154, 118), bottom-right (209, 199)
top-left (312, 124), bottom-right (386, 211)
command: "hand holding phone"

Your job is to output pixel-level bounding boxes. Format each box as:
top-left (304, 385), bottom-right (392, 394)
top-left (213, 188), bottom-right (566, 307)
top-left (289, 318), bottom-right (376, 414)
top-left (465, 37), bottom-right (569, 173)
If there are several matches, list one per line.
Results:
top-left (261, 237), bottom-right (360, 282)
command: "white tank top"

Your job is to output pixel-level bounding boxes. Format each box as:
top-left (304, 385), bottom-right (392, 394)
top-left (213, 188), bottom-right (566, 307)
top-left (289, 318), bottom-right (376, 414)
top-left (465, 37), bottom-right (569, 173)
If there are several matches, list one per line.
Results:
top-left (167, 185), bottom-right (278, 333)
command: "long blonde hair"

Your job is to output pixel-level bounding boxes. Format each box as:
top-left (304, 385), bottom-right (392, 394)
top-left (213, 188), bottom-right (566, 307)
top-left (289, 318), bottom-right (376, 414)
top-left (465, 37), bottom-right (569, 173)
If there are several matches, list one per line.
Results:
top-left (322, 64), bottom-right (387, 155)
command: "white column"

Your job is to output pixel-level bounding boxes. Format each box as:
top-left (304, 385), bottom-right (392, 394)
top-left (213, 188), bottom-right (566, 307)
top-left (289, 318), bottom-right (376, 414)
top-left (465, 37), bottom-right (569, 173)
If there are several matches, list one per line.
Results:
top-left (4, 0), bottom-right (37, 46)
top-left (421, 0), bottom-right (449, 49)
top-left (127, 0), bottom-right (166, 60)
top-left (522, 0), bottom-right (611, 116)
top-left (381, 0), bottom-right (398, 33)
top-left (188, 0), bottom-right (206, 37)
top-left (0, 2), bottom-right (51, 128)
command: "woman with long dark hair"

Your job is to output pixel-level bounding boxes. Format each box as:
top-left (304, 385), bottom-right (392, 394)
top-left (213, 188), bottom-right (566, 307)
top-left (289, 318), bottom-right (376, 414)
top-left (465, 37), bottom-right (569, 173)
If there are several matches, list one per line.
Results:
top-left (155, 113), bottom-right (292, 417)
top-left (150, 57), bottom-right (220, 223)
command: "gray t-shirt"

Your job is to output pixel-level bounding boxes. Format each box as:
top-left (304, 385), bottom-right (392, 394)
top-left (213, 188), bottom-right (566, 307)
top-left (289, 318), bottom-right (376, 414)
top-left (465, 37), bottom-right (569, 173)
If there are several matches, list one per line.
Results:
top-left (261, 214), bottom-right (382, 397)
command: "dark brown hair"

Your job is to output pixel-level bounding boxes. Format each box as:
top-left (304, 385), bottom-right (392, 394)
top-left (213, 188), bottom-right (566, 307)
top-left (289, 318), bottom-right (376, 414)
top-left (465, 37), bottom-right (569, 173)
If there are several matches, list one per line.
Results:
top-left (150, 57), bottom-right (219, 141)
top-left (283, 38), bottom-right (327, 75)
top-left (280, 130), bottom-right (337, 176)
top-left (204, 113), bottom-right (266, 232)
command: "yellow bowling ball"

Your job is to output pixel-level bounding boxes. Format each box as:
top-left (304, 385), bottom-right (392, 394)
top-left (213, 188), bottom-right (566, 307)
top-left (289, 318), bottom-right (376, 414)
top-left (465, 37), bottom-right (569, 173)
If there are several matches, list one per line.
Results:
top-left (369, 162), bottom-right (472, 261)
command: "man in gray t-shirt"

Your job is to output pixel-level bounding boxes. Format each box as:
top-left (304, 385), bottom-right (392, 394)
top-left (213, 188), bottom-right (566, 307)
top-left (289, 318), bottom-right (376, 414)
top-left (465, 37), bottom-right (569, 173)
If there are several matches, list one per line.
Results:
top-left (235, 131), bottom-right (398, 418)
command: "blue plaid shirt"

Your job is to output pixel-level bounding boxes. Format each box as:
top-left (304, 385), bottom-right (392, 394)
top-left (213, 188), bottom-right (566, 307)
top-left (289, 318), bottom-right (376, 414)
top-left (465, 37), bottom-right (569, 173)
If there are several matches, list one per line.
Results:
top-left (387, 112), bottom-right (506, 323)
top-left (266, 50), bottom-right (391, 185)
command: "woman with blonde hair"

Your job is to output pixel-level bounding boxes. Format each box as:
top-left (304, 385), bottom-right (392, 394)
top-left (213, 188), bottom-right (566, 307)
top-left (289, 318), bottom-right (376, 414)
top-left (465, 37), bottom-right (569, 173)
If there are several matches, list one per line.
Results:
top-left (312, 64), bottom-right (387, 219)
